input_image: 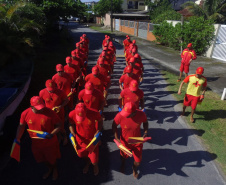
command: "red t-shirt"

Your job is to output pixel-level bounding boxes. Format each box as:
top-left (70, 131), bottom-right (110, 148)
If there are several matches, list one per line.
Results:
top-left (20, 107), bottom-right (60, 147)
top-left (123, 65), bottom-right (142, 77)
top-left (114, 110), bottom-right (147, 142)
top-left (119, 73), bottom-right (139, 89)
top-left (69, 109), bottom-right (101, 142)
top-left (97, 56), bottom-right (111, 66)
top-left (52, 73), bottom-right (73, 95)
top-left (39, 88), bottom-right (67, 109)
top-left (120, 88), bottom-right (144, 108)
top-left (96, 65), bottom-right (110, 77)
top-left (85, 74), bottom-right (108, 92)
top-left (64, 65), bottom-right (79, 80)
top-left (78, 89), bottom-right (104, 111)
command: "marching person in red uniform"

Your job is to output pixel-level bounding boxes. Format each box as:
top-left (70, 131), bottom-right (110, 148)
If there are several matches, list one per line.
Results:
top-left (119, 66), bottom-right (139, 90)
top-left (119, 80), bottom-right (144, 110)
top-left (64, 56), bottom-right (81, 83)
top-left (39, 80), bottom-right (69, 145)
top-left (178, 67), bottom-right (207, 123)
top-left (85, 66), bottom-right (110, 93)
top-left (123, 35), bottom-right (132, 53)
top-left (112, 102), bottom-right (148, 178)
top-left (69, 103), bottom-right (103, 175)
top-left (15, 96), bottom-right (62, 180)
top-left (96, 57), bottom-right (112, 77)
top-left (52, 64), bottom-right (75, 110)
top-left (78, 81), bottom-right (105, 113)
top-left (178, 43), bottom-right (197, 82)
top-left (126, 57), bottom-right (143, 82)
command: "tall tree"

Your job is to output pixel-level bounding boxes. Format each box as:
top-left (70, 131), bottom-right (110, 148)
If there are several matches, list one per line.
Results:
top-left (94, 0), bottom-right (123, 16)
top-left (182, 0), bottom-right (226, 23)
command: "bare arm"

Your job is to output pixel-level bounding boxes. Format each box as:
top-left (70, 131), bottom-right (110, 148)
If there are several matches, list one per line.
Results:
top-left (69, 123), bottom-right (76, 137)
top-left (112, 121), bottom-right (120, 142)
top-left (178, 81), bottom-right (185, 95)
top-left (140, 97), bottom-right (145, 110)
top-left (143, 121), bottom-right (148, 138)
top-left (118, 95), bottom-right (123, 108)
top-left (15, 124), bottom-right (26, 142)
top-left (119, 82), bottom-right (123, 91)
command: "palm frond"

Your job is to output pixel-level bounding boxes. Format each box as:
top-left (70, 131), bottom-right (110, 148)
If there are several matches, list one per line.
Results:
top-left (6, 2), bottom-right (26, 20)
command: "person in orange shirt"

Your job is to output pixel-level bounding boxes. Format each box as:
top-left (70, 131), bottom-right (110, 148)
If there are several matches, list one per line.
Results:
top-left (112, 102), bottom-right (148, 178)
top-left (178, 67), bottom-right (207, 123)
top-left (39, 80), bottom-right (69, 145)
top-left (15, 96), bottom-right (62, 180)
top-left (178, 43), bottom-right (197, 82)
top-left (119, 80), bottom-right (144, 110)
top-left (69, 103), bottom-right (103, 175)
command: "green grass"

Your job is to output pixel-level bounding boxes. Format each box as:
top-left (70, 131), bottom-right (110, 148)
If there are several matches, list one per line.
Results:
top-left (89, 26), bottom-right (112, 34)
top-left (163, 70), bottom-right (226, 175)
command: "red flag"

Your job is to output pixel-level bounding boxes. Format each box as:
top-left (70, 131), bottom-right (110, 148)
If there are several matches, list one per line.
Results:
top-left (10, 139), bottom-right (20, 162)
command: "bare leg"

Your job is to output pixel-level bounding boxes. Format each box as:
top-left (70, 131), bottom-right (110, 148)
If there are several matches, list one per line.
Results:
top-left (185, 73), bottom-right (188, 78)
top-left (181, 105), bottom-right (186, 116)
top-left (132, 161), bottom-right (140, 179)
top-left (178, 72), bottom-right (183, 81)
top-left (190, 109), bottom-right (195, 123)
top-left (93, 163), bottom-right (99, 176)
top-left (43, 162), bottom-right (53, 180)
top-left (61, 129), bottom-right (68, 146)
top-left (120, 156), bottom-right (126, 174)
top-left (52, 162), bottom-right (58, 181)
top-left (83, 157), bottom-right (91, 174)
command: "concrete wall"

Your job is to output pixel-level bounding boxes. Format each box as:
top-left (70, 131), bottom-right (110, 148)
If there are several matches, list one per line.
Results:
top-left (104, 13), bottom-right (111, 27)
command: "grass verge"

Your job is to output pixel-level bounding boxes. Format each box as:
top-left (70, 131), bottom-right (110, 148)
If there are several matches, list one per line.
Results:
top-left (163, 70), bottom-right (226, 175)
top-left (89, 26), bottom-right (112, 34)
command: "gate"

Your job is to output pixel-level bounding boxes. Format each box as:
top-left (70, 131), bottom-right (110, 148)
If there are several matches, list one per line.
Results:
top-left (138, 22), bottom-right (148, 39)
top-left (115, 19), bottom-right (120, 31)
top-left (212, 25), bottom-right (226, 62)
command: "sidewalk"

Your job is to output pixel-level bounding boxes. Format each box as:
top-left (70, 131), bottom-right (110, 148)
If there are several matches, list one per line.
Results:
top-left (111, 31), bottom-right (226, 96)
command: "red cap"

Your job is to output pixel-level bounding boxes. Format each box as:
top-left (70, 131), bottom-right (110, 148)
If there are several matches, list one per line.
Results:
top-left (83, 34), bottom-right (86, 37)
top-left (75, 103), bottom-right (86, 122)
top-left (132, 48), bottom-right (137, 53)
top-left (85, 81), bottom-right (94, 94)
top-left (45, 79), bottom-right (57, 91)
top-left (126, 35), bottom-right (129, 38)
top-left (196, 67), bottom-right (204, 75)
top-left (109, 42), bottom-right (114, 46)
top-left (92, 66), bottom-right (99, 75)
top-left (120, 102), bottom-right (136, 117)
top-left (187, 43), bottom-right (192, 48)
top-left (132, 40), bottom-right (136, 44)
top-left (134, 53), bottom-right (139, 58)
top-left (127, 36), bottom-right (130, 40)
top-left (71, 50), bottom-right (77, 57)
top-left (129, 80), bottom-right (138, 91)
top-left (30, 96), bottom-right (45, 110)
top-left (99, 58), bottom-right (104, 64)
top-left (66, 56), bottom-right (72, 63)
top-left (56, 64), bottom-right (64, 72)
top-left (103, 46), bottom-right (108, 51)
top-left (106, 36), bottom-right (110, 40)
top-left (129, 57), bottom-right (135, 63)
top-left (105, 35), bottom-right (108, 38)
top-left (76, 43), bottom-right (80, 47)
top-left (125, 66), bottom-right (133, 73)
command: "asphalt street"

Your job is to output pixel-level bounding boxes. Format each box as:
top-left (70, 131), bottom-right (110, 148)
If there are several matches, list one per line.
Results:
top-left (0, 22), bottom-right (225, 185)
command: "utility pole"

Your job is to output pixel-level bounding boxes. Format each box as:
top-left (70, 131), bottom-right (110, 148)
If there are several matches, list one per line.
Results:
top-left (111, 0), bottom-right (113, 32)
top-left (181, 14), bottom-right (184, 53)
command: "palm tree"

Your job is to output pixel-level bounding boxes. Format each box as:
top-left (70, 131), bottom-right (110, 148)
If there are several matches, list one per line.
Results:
top-left (0, 2), bottom-right (45, 67)
top-left (182, 0), bottom-right (226, 23)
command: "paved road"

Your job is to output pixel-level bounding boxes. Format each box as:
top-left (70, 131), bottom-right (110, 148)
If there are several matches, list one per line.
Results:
top-left (0, 22), bottom-right (225, 185)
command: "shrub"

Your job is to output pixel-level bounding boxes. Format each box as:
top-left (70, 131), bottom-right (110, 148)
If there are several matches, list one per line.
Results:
top-left (153, 17), bottom-right (215, 55)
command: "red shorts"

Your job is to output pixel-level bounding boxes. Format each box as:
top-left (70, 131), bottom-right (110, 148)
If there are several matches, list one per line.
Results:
top-left (183, 94), bottom-right (201, 110)
top-left (76, 139), bottom-right (99, 164)
top-left (120, 141), bottom-right (143, 163)
top-left (32, 142), bottom-right (61, 165)
top-left (180, 63), bottom-right (189, 73)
